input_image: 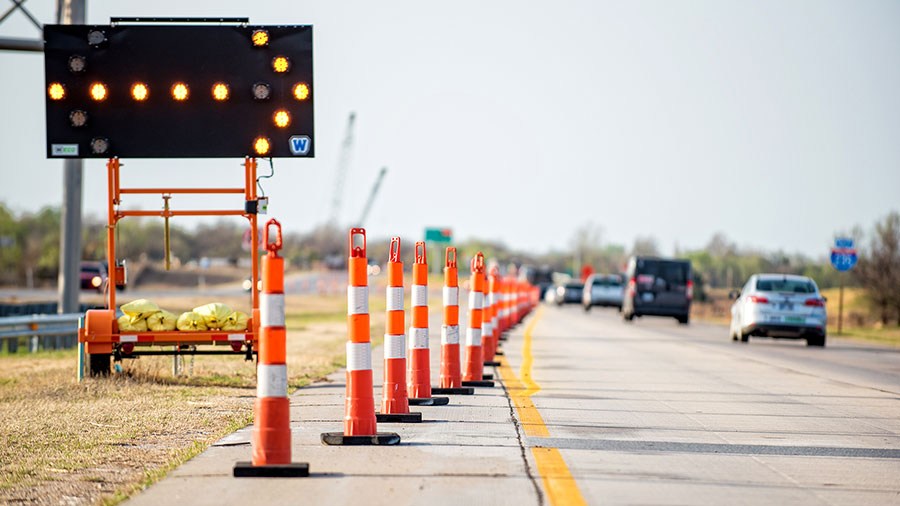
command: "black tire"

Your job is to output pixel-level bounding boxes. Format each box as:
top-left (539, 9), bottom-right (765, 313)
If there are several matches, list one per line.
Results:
top-left (740, 330), bottom-right (749, 343)
top-left (623, 312), bottom-right (634, 322)
top-left (807, 335), bottom-right (826, 347)
top-left (89, 353), bottom-right (111, 376)
top-left (731, 328), bottom-right (738, 341)
top-left (677, 315), bottom-right (689, 325)
top-left (583, 304), bottom-right (591, 312)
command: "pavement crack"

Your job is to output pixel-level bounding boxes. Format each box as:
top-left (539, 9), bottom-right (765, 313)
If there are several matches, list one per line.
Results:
top-left (499, 371), bottom-right (544, 506)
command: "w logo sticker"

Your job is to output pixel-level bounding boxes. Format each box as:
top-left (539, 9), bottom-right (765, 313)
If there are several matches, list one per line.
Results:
top-left (289, 136), bottom-right (311, 156)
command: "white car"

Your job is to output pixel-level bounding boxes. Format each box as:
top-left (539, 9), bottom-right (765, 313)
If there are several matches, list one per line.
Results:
top-left (729, 274), bottom-right (827, 347)
top-left (583, 274), bottom-right (624, 311)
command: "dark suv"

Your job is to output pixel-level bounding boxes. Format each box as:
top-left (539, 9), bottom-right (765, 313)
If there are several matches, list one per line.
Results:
top-left (622, 256), bottom-right (692, 324)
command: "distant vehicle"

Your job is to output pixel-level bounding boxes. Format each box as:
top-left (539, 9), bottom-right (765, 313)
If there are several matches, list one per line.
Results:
top-left (622, 257), bottom-right (692, 324)
top-left (242, 277), bottom-right (263, 292)
top-left (544, 286), bottom-right (557, 304)
top-left (556, 281), bottom-right (584, 305)
top-left (729, 274), bottom-right (826, 347)
top-left (583, 274), bottom-right (624, 311)
top-left (80, 262), bottom-right (108, 292)
top-left (521, 265), bottom-right (554, 298)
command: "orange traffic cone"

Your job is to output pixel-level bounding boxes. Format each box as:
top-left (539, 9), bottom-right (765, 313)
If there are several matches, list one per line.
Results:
top-left (321, 228), bottom-right (400, 445)
top-left (463, 253), bottom-right (494, 388)
top-left (377, 238), bottom-right (422, 423)
top-left (432, 247), bottom-right (474, 395)
top-left (235, 219), bottom-right (308, 477)
top-left (408, 242), bottom-right (449, 406)
top-left (483, 266), bottom-right (502, 366)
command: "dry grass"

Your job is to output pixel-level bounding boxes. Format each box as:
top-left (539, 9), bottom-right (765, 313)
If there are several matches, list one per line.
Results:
top-left (0, 293), bottom-right (382, 506)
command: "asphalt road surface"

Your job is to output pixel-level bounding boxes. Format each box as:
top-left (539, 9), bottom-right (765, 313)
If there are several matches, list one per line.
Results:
top-left (129, 302), bottom-right (900, 505)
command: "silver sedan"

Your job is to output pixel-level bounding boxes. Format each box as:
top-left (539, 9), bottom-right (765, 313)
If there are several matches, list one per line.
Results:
top-left (729, 274), bottom-right (827, 347)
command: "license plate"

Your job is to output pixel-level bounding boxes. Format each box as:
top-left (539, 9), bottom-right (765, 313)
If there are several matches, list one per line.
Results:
top-left (784, 316), bottom-right (805, 323)
top-left (641, 292), bottom-right (654, 302)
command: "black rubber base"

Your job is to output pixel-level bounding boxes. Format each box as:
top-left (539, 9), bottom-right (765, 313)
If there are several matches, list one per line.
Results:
top-left (376, 412), bottom-right (423, 423)
top-left (499, 336), bottom-right (508, 341)
top-left (483, 373), bottom-right (494, 380)
top-left (431, 386), bottom-right (475, 395)
top-left (462, 380), bottom-right (495, 387)
top-left (408, 396), bottom-right (450, 406)
top-left (233, 462), bottom-right (309, 477)
top-left (484, 361), bottom-right (501, 367)
top-left (494, 350), bottom-right (505, 356)
top-left (320, 432), bottom-right (401, 446)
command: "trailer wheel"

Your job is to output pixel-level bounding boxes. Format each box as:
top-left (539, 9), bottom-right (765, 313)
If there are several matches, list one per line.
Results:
top-left (89, 353), bottom-right (111, 376)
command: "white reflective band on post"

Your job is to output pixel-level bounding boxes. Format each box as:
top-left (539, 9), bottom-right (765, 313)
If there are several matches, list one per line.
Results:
top-left (347, 286), bottom-right (369, 315)
top-left (491, 316), bottom-right (498, 329)
top-left (228, 334), bottom-right (245, 341)
top-left (441, 325), bottom-right (460, 345)
top-left (386, 286), bottom-right (404, 311)
top-left (466, 327), bottom-right (482, 346)
top-left (469, 291), bottom-right (483, 309)
top-left (119, 335), bottom-right (137, 343)
top-left (384, 334), bottom-right (406, 359)
top-left (257, 364), bottom-right (288, 398)
top-left (409, 327), bottom-right (429, 349)
top-left (484, 321), bottom-right (493, 336)
top-left (443, 286), bottom-right (459, 306)
top-left (412, 285), bottom-right (428, 307)
top-left (489, 292), bottom-right (497, 305)
top-left (501, 309), bottom-right (510, 317)
top-left (260, 293), bottom-right (286, 327)
top-left (346, 342), bottom-right (372, 370)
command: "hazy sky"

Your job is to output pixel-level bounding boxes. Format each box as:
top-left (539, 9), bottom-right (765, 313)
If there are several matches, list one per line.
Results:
top-left (1, 0), bottom-right (897, 259)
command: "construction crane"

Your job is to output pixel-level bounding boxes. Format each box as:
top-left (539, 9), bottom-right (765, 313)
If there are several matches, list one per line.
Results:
top-left (356, 167), bottom-right (388, 228)
top-left (328, 112), bottom-right (356, 225)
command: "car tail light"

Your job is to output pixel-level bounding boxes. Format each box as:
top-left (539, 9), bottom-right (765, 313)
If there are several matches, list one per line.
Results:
top-left (805, 298), bottom-right (825, 307)
top-left (747, 295), bottom-right (768, 304)
top-left (628, 277), bottom-right (636, 297)
top-left (686, 280), bottom-right (693, 300)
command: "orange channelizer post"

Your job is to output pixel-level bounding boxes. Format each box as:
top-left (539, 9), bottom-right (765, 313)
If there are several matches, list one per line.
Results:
top-left (510, 277), bottom-right (521, 326)
top-left (235, 219), bottom-right (309, 477)
top-left (483, 266), bottom-right (502, 366)
top-left (407, 242), bottom-right (450, 406)
top-left (432, 247), bottom-right (474, 395)
top-left (376, 238), bottom-right (422, 423)
top-left (482, 269), bottom-right (497, 364)
top-left (462, 253), bottom-right (494, 387)
top-left (322, 228), bottom-right (400, 445)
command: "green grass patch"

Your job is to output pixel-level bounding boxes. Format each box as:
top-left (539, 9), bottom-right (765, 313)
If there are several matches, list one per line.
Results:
top-left (832, 326), bottom-right (900, 347)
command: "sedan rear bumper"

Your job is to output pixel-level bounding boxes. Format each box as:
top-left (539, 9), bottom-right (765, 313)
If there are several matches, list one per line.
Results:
top-left (744, 322), bottom-right (825, 339)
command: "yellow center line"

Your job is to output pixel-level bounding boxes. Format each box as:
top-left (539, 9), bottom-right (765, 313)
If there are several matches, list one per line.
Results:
top-left (498, 306), bottom-right (587, 506)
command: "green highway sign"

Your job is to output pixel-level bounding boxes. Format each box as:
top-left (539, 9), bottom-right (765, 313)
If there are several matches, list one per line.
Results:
top-left (424, 228), bottom-right (452, 243)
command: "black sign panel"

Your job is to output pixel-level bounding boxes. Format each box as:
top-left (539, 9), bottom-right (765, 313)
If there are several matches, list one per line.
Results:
top-left (44, 24), bottom-right (314, 158)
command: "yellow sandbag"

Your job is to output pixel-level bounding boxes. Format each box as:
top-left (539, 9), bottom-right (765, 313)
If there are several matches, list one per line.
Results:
top-left (176, 311), bottom-right (208, 331)
top-left (221, 311), bottom-right (249, 331)
top-left (147, 310), bottom-right (177, 331)
top-left (117, 314), bottom-right (148, 332)
top-left (193, 302), bottom-right (232, 330)
top-left (120, 299), bottom-right (160, 322)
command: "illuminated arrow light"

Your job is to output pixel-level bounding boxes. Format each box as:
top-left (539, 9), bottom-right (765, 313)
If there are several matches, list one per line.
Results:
top-left (272, 56), bottom-right (290, 73)
top-left (212, 83), bottom-right (230, 101)
top-left (273, 110), bottom-right (290, 128)
top-left (254, 137), bottom-right (271, 155)
top-left (292, 83), bottom-right (309, 101)
top-left (131, 83), bottom-right (149, 101)
top-left (252, 82), bottom-right (271, 101)
top-left (172, 83), bottom-right (189, 101)
top-left (251, 29), bottom-right (269, 47)
top-left (48, 82), bottom-right (66, 100)
top-left (90, 82), bottom-right (107, 101)
top-left (91, 137), bottom-right (109, 155)
top-left (69, 109), bottom-right (88, 128)
top-left (67, 55), bottom-right (86, 73)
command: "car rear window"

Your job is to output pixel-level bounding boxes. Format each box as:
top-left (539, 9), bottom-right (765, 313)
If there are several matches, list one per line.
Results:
top-left (593, 277), bottom-right (622, 287)
top-left (756, 278), bottom-right (816, 293)
top-left (636, 260), bottom-right (689, 284)
top-left (82, 266), bottom-right (101, 274)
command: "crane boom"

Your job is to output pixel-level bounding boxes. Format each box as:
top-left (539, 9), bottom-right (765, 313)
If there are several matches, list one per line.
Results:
top-left (356, 167), bottom-right (387, 228)
top-left (328, 112), bottom-right (356, 225)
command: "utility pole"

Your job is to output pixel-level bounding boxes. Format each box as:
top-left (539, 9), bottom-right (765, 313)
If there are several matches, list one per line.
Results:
top-left (56, 0), bottom-right (85, 321)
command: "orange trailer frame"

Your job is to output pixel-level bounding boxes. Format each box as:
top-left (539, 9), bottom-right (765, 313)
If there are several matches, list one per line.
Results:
top-left (78, 157), bottom-right (264, 375)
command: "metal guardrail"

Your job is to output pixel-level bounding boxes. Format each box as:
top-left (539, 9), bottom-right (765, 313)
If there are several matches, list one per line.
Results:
top-left (0, 313), bottom-right (81, 353)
